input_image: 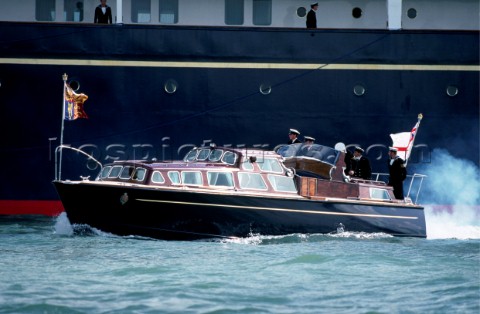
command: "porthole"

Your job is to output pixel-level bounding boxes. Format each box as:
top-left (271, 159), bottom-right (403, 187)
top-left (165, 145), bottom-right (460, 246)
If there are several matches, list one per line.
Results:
top-left (164, 79), bottom-right (178, 94)
top-left (407, 8), bottom-right (417, 19)
top-left (446, 85), bottom-right (458, 97)
top-left (352, 7), bottom-right (362, 19)
top-left (353, 85), bottom-right (365, 96)
top-left (296, 7), bottom-right (307, 18)
top-left (259, 84), bottom-right (271, 95)
top-left (69, 80), bottom-right (80, 91)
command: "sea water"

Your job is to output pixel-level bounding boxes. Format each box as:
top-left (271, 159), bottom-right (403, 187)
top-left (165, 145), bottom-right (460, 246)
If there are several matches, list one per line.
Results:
top-left (0, 206), bottom-right (479, 314)
top-left (1, 149), bottom-right (480, 313)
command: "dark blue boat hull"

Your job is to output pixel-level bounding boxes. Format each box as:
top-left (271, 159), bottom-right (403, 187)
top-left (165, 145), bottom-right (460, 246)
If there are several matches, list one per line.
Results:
top-left (53, 181), bottom-right (426, 239)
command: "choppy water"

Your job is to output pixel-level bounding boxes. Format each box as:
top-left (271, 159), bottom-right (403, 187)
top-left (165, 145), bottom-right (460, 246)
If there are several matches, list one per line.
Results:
top-left (1, 207), bottom-right (479, 314)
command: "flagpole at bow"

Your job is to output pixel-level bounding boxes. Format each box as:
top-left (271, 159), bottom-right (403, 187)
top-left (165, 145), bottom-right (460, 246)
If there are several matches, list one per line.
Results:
top-left (57, 73), bottom-right (68, 181)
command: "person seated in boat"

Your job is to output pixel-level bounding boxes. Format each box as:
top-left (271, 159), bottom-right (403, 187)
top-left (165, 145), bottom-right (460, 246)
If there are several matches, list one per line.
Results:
top-left (387, 147), bottom-right (407, 199)
top-left (287, 129), bottom-right (302, 144)
top-left (345, 146), bottom-right (371, 180)
top-left (299, 136), bottom-right (316, 156)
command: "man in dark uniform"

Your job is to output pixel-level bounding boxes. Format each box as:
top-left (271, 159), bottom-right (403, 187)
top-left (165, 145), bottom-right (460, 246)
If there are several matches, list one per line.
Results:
top-left (346, 146), bottom-right (371, 180)
top-left (94, 0), bottom-right (112, 24)
top-left (306, 3), bottom-right (318, 29)
top-left (388, 147), bottom-right (407, 199)
top-left (287, 129), bottom-right (302, 144)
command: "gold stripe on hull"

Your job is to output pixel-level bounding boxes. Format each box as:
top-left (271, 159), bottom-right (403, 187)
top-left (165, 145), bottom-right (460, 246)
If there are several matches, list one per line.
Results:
top-left (0, 58), bottom-right (478, 72)
top-left (136, 198), bottom-right (418, 220)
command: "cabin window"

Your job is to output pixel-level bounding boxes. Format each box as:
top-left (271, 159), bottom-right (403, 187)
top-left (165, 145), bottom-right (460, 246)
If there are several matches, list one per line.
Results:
top-left (258, 158), bottom-right (283, 173)
top-left (222, 151), bottom-right (237, 165)
top-left (370, 188), bottom-right (391, 200)
top-left (253, 0), bottom-right (272, 25)
top-left (151, 171), bottom-right (165, 184)
top-left (184, 149), bottom-right (198, 162)
top-left (197, 148), bottom-right (210, 161)
top-left (208, 172), bottom-right (234, 187)
top-left (225, 0), bottom-right (244, 25)
top-left (241, 159), bottom-right (254, 171)
top-left (133, 168), bottom-right (146, 181)
top-left (64, 0), bottom-right (84, 22)
top-left (36, 0), bottom-right (56, 21)
top-left (238, 173), bottom-right (267, 190)
top-left (168, 171), bottom-right (181, 184)
top-left (267, 175), bottom-right (297, 193)
top-left (119, 166), bottom-right (135, 179)
top-left (108, 165), bottom-right (123, 178)
top-left (182, 171), bottom-right (203, 185)
top-left (159, 0), bottom-right (178, 24)
top-left (208, 149), bottom-right (223, 162)
top-left (100, 166), bottom-right (112, 179)
top-left (132, 0), bottom-right (151, 23)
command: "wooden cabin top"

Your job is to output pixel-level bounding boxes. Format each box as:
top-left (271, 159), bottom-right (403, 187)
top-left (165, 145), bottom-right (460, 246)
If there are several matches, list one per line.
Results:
top-left (93, 145), bottom-right (416, 205)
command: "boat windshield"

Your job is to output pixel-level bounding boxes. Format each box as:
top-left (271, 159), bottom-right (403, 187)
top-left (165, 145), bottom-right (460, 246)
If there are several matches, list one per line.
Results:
top-left (183, 148), bottom-right (238, 165)
top-left (277, 144), bottom-right (340, 165)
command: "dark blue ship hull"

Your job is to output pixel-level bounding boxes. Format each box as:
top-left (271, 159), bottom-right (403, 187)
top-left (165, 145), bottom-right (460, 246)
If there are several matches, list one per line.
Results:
top-left (0, 22), bottom-right (478, 214)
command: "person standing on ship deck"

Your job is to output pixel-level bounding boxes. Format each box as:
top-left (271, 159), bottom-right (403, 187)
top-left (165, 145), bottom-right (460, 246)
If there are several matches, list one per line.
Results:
top-left (94, 0), bottom-right (112, 24)
top-left (306, 3), bottom-right (318, 29)
top-left (387, 147), bottom-right (407, 200)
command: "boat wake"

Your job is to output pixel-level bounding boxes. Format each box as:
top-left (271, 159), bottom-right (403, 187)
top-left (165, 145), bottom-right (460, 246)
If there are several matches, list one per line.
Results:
top-left (53, 212), bottom-right (115, 237)
top-left (53, 212), bottom-right (394, 243)
top-left (220, 231), bottom-right (393, 245)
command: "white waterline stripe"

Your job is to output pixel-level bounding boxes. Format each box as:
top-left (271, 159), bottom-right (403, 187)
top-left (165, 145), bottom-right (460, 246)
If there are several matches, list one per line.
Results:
top-left (136, 198), bottom-right (418, 219)
top-left (0, 58), bottom-right (478, 71)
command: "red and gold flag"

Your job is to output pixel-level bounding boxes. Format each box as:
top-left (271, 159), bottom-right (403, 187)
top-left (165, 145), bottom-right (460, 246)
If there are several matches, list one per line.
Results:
top-left (64, 83), bottom-right (88, 120)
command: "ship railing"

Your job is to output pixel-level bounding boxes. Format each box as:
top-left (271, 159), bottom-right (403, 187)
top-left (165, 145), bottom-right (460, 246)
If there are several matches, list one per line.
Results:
top-left (54, 145), bottom-right (103, 181)
top-left (371, 172), bottom-right (427, 205)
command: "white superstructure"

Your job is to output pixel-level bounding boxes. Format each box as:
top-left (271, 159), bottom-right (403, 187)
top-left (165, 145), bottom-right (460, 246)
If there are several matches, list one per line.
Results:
top-left (0, 0), bottom-right (478, 30)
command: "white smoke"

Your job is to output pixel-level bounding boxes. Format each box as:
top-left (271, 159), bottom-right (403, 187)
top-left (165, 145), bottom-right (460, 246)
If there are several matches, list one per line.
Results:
top-left (418, 149), bottom-right (480, 239)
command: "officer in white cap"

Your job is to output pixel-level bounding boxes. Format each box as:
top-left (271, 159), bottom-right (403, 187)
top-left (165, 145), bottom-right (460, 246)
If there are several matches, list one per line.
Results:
top-left (306, 3), bottom-right (319, 29)
top-left (287, 129), bottom-right (302, 144)
top-left (304, 136), bottom-right (315, 144)
top-left (299, 136), bottom-right (316, 156)
top-left (388, 147), bottom-right (407, 199)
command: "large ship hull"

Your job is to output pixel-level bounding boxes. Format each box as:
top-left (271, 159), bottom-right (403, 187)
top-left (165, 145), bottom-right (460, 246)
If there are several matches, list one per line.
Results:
top-left (1, 22), bottom-right (479, 215)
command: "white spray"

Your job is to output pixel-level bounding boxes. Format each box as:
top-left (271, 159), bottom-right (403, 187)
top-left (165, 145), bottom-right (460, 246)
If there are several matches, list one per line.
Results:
top-left (53, 212), bottom-right (74, 236)
top-left (418, 149), bottom-right (480, 239)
